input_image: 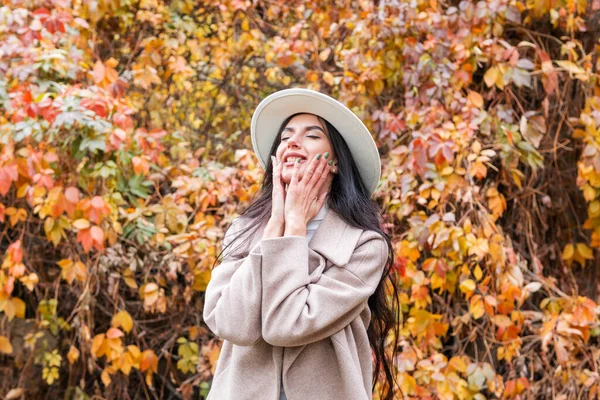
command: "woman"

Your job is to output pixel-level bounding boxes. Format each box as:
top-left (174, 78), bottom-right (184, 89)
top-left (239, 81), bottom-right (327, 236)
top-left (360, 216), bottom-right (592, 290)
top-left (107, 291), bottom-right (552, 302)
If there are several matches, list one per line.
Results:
top-left (203, 88), bottom-right (400, 400)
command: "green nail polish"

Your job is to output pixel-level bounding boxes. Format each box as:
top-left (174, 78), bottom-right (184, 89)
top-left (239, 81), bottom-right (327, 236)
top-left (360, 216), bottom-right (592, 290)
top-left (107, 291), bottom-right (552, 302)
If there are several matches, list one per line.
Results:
top-left (324, 152), bottom-right (329, 159)
top-left (328, 160), bottom-right (333, 166)
top-left (316, 153), bottom-right (321, 160)
top-left (297, 157), bottom-right (301, 163)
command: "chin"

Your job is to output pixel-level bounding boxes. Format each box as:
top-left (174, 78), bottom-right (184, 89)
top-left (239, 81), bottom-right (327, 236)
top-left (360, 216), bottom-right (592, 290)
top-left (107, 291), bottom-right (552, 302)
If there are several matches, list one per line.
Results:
top-left (281, 173), bottom-right (301, 184)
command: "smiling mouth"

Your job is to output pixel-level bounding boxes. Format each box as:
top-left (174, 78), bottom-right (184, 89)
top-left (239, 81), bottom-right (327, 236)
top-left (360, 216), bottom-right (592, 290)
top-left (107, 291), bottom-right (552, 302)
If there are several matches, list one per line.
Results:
top-left (283, 158), bottom-right (307, 166)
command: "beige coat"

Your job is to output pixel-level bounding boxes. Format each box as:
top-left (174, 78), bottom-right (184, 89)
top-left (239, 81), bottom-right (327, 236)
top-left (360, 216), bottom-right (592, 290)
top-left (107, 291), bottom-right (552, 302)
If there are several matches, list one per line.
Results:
top-left (202, 207), bottom-right (387, 400)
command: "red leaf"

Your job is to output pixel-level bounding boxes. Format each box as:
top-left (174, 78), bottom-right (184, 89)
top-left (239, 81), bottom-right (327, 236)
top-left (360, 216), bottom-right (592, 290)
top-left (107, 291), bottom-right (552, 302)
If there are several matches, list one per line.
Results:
top-left (93, 60), bottom-right (105, 85)
top-left (90, 226), bottom-right (104, 242)
top-left (77, 229), bottom-right (93, 252)
top-left (0, 165), bottom-right (18, 196)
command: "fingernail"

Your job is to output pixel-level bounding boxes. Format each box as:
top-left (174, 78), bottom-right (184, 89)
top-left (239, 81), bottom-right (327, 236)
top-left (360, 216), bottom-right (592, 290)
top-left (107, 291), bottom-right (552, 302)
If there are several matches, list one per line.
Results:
top-left (324, 152), bottom-right (329, 159)
top-left (297, 157), bottom-right (301, 163)
top-left (316, 153), bottom-right (321, 160)
top-left (328, 160), bottom-right (333, 166)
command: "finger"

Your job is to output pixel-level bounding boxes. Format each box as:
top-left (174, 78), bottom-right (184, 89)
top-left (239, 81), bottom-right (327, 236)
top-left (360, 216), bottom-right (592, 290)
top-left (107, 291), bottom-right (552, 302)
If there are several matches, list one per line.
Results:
top-left (311, 161), bottom-right (332, 198)
top-left (307, 155), bottom-right (328, 195)
top-left (272, 155), bottom-right (283, 189)
top-left (300, 153), bottom-right (321, 186)
top-left (271, 156), bottom-right (278, 178)
top-left (290, 157), bottom-right (301, 187)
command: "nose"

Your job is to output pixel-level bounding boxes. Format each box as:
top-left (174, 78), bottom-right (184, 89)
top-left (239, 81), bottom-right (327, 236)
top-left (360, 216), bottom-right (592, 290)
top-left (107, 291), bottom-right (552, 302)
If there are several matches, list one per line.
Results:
top-left (287, 132), bottom-right (302, 149)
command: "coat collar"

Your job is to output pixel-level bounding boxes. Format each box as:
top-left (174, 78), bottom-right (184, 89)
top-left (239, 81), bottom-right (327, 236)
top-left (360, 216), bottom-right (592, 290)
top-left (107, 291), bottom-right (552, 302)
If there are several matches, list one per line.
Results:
top-left (307, 206), bottom-right (364, 266)
top-left (241, 206), bottom-right (364, 266)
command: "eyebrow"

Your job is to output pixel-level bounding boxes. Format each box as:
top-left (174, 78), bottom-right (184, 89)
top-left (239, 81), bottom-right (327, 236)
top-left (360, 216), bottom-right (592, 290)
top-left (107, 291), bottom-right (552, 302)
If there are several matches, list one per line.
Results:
top-left (281, 125), bottom-right (326, 135)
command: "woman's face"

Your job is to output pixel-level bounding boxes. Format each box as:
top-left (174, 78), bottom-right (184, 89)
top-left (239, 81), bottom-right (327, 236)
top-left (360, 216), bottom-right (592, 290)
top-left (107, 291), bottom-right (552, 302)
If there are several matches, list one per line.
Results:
top-left (275, 113), bottom-right (335, 185)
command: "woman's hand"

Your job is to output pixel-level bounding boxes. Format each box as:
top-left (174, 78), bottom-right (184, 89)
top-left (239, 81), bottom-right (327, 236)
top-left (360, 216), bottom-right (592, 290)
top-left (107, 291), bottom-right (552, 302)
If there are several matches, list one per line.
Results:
top-left (263, 155), bottom-right (285, 239)
top-left (284, 153), bottom-right (332, 236)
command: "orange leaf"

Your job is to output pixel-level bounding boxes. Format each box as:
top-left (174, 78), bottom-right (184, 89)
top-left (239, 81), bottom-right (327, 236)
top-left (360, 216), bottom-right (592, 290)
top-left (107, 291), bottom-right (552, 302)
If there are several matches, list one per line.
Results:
top-left (101, 368), bottom-right (112, 386)
top-left (467, 91), bottom-right (483, 108)
top-left (93, 60), bottom-right (105, 84)
top-left (140, 349), bottom-right (158, 373)
top-left (143, 283), bottom-right (159, 307)
top-left (0, 335), bottom-right (13, 354)
top-left (91, 334), bottom-right (106, 358)
top-left (77, 228), bottom-right (93, 252)
top-left (67, 346), bottom-right (80, 364)
top-left (106, 327), bottom-right (124, 339)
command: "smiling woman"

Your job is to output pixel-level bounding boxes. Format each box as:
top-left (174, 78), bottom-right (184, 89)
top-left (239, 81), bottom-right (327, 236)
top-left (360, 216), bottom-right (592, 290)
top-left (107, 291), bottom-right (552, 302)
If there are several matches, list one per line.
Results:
top-left (203, 88), bottom-right (401, 400)
top-left (276, 113), bottom-right (337, 194)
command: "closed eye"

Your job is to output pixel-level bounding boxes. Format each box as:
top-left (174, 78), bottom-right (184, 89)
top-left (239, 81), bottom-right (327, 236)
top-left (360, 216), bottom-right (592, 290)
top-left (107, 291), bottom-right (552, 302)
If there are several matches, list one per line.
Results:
top-left (281, 135), bottom-right (320, 141)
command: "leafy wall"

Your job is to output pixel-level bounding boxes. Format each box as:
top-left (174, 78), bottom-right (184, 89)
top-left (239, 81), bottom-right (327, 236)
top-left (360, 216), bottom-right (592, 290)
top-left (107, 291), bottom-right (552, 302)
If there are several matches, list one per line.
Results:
top-left (0, 0), bottom-right (599, 398)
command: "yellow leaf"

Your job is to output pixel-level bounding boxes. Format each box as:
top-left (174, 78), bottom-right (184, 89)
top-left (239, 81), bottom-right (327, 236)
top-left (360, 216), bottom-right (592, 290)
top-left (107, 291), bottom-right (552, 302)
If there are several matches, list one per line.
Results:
top-left (72, 219), bottom-right (91, 229)
top-left (562, 244), bottom-right (575, 261)
top-left (484, 66), bottom-right (499, 87)
top-left (459, 279), bottom-right (476, 294)
top-left (112, 310), bottom-right (134, 334)
top-left (67, 346), bottom-right (80, 364)
top-left (474, 265), bottom-right (483, 281)
top-left (59, 259), bottom-right (87, 284)
top-left (123, 269), bottom-right (138, 289)
top-left (20, 273), bottom-right (39, 291)
top-left (555, 60), bottom-right (586, 76)
top-left (0, 335), bottom-right (13, 354)
top-left (5, 297), bottom-right (25, 320)
top-left (101, 369), bottom-right (112, 386)
top-left (42, 366), bottom-right (59, 385)
top-left (576, 243), bottom-right (594, 260)
top-left (469, 294), bottom-right (485, 319)
top-left (193, 269), bottom-right (212, 292)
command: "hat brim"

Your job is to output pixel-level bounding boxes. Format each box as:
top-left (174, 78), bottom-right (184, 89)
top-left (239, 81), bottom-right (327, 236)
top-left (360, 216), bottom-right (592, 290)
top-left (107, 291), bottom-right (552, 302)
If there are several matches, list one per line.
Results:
top-left (250, 88), bottom-right (381, 195)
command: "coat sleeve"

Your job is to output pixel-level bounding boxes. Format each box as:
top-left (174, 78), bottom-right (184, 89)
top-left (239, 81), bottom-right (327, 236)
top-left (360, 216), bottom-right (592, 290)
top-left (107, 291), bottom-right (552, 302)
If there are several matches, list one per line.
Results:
top-left (260, 231), bottom-right (387, 347)
top-left (202, 219), bottom-right (263, 346)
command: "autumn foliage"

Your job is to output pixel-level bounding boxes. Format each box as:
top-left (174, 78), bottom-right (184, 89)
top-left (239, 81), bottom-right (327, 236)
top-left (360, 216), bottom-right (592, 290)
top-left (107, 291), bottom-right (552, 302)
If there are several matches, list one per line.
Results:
top-left (1, 0), bottom-right (600, 398)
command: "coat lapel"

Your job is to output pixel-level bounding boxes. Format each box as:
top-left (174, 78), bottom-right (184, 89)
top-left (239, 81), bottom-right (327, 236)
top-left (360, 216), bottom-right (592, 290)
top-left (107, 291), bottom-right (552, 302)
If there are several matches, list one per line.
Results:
top-left (240, 206), bottom-right (364, 267)
top-left (308, 206), bottom-right (363, 266)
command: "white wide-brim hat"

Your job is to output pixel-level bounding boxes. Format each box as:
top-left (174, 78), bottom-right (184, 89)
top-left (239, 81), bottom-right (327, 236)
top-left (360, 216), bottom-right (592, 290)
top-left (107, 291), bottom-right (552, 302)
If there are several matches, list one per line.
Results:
top-left (250, 88), bottom-right (381, 195)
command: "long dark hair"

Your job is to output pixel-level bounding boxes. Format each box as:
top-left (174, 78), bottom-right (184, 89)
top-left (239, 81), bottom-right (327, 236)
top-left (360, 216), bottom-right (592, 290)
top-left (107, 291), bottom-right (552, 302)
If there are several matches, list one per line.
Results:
top-left (217, 113), bottom-right (400, 399)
